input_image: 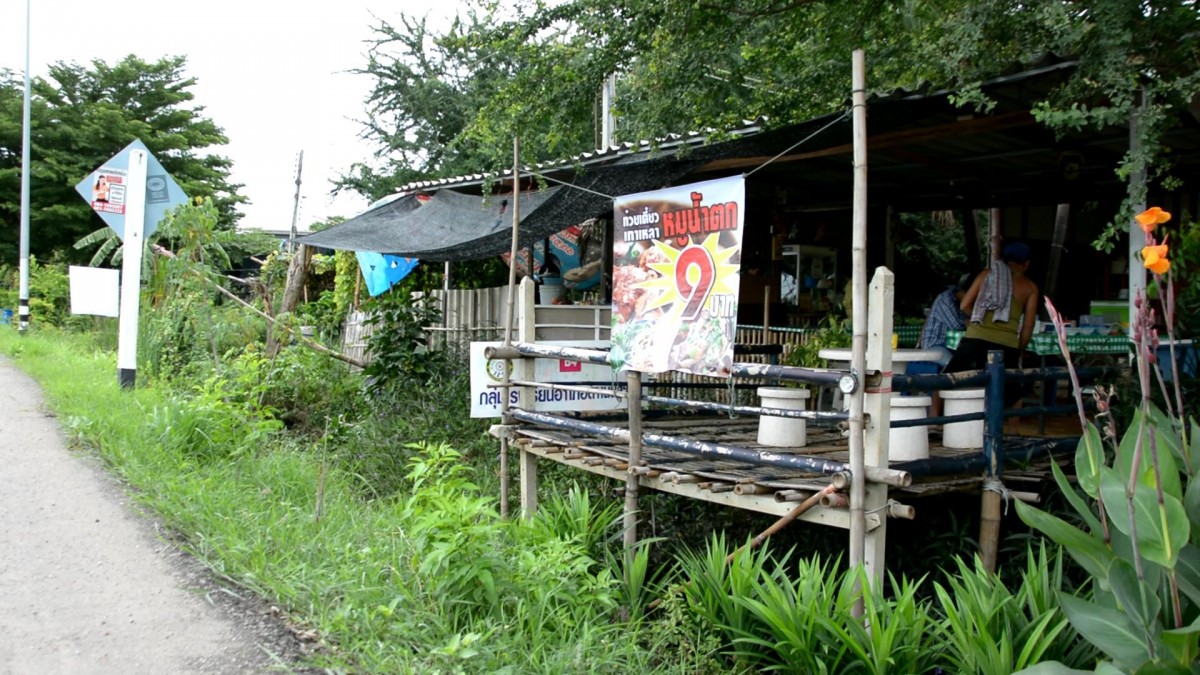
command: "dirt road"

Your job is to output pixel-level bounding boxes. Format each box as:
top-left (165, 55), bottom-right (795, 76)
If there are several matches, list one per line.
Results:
top-left (0, 356), bottom-right (313, 674)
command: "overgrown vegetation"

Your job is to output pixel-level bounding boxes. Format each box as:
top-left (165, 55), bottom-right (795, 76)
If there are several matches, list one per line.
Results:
top-left (0, 294), bottom-right (1105, 673)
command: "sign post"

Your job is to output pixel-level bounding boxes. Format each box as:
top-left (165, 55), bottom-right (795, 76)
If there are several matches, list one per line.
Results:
top-left (116, 149), bottom-right (147, 388)
top-left (74, 139), bottom-right (188, 389)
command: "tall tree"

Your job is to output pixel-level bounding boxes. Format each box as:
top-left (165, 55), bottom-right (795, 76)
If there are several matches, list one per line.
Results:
top-left (348, 0), bottom-right (1200, 226)
top-left (0, 55), bottom-right (244, 263)
top-left (338, 5), bottom-right (601, 201)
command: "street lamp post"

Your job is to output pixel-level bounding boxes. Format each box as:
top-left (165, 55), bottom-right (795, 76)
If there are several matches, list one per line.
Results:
top-left (17, 0), bottom-right (32, 332)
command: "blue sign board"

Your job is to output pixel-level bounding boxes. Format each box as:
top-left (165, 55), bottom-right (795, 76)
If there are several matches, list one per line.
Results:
top-left (73, 139), bottom-right (188, 240)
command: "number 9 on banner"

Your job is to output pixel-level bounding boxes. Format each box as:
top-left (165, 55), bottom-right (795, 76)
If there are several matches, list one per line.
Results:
top-left (674, 245), bottom-right (716, 321)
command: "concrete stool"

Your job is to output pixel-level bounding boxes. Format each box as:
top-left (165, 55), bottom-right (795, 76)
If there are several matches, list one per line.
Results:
top-left (889, 394), bottom-right (931, 460)
top-left (942, 388), bottom-right (985, 448)
top-left (757, 387), bottom-right (811, 448)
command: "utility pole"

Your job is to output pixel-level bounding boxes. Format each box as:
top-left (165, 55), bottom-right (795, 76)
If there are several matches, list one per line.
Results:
top-left (17, 0), bottom-right (32, 332)
top-left (600, 73), bottom-right (616, 149)
top-left (288, 150), bottom-right (304, 252)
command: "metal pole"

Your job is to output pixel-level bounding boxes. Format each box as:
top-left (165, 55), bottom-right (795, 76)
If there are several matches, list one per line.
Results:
top-left (17, 0), bottom-right (32, 333)
top-left (848, 48), bottom-right (869, 585)
top-left (1128, 89), bottom-right (1147, 337)
top-left (601, 73), bottom-right (616, 149)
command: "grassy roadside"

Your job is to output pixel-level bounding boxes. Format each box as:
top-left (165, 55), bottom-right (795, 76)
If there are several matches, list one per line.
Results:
top-left (0, 327), bottom-right (672, 673)
top-left (0, 326), bottom-right (1102, 674)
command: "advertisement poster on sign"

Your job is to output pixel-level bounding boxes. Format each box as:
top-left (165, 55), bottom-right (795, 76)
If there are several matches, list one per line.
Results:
top-left (610, 176), bottom-right (745, 377)
top-left (469, 340), bottom-right (626, 418)
top-left (90, 169), bottom-right (127, 215)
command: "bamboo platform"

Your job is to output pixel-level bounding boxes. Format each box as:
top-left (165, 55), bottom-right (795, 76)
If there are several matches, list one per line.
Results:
top-left (511, 412), bottom-right (1078, 526)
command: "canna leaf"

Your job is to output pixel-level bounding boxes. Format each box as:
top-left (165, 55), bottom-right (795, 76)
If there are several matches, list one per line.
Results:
top-left (1051, 456), bottom-right (1105, 535)
top-left (1100, 466), bottom-right (1190, 568)
top-left (1184, 479), bottom-right (1200, 544)
top-left (1010, 660), bottom-right (1094, 674)
top-left (1173, 545), bottom-right (1200, 606)
top-left (1188, 417), bottom-right (1200, 476)
top-left (1058, 592), bottom-right (1152, 670)
top-left (1106, 559), bottom-right (1161, 633)
top-left (1159, 614), bottom-right (1200, 667)
top-left (1076, 421), bottom-right (1106, 498)
top-left (1015, 500), bottom-right (1114, 579)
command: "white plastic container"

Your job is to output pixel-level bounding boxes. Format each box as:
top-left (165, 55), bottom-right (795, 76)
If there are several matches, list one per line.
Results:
top-left (942, 388), bottom-right (985, 448)
top-left (757, 387), bottom-right (811, 448)
top-left (889, 395), bottom-right (931, 461)
top-left (539, 284), bottom-right (565, 305)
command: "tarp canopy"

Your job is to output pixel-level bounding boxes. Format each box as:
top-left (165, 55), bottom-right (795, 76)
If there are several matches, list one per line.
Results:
top-left (294, 155), bottom-right (705, 262)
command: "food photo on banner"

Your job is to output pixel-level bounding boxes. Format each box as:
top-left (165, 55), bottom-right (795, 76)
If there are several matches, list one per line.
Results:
top-left (610, 176), bottom-right (745, 377)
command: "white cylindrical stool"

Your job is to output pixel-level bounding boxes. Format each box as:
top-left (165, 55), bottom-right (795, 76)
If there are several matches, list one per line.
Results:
top-left (942, 388), bottom-right (986, 448)
top-left (889, 395), bottom-right (931, 461)
top-left (757, 387), bottom-right (811, 448)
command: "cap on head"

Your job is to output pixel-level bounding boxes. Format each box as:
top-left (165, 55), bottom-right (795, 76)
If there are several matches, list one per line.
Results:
top-left (956, 272), bottom-right (973, 290)
top-left (1002, 242), bottom-right (1031, 264)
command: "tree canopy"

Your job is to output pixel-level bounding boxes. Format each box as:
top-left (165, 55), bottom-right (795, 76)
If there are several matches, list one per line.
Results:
top-left (0, 54), bottom-right (244, 263)
top-left (345, 0), bottom-right (1200, 215)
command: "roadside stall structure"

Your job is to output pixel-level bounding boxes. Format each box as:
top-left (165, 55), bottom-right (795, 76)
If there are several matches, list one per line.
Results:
top-left (298, 54), bottom-right (1200, 581)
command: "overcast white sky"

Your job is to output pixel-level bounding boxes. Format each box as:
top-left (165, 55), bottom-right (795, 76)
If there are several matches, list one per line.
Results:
top-left (2, 0), bottom-right (456, 233)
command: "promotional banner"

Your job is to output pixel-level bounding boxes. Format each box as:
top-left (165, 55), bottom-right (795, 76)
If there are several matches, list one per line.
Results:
top-left (610, 176), bottom-right (745, 377)
top-left (470, 340), bottom-right (626, 418)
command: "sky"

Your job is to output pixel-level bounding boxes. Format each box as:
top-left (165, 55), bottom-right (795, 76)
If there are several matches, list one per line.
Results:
top-left (2, 0), bottom-right (455, 233)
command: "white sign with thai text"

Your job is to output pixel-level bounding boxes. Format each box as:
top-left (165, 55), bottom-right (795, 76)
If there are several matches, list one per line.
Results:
top-left (470, 340), bottom-right (626, 418)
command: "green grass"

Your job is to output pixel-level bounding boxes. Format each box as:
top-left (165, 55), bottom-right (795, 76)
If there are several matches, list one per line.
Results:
top-left (0, 325), bottom-right (1100, 674)
top-left (0, 327), bottom-right (668, 672)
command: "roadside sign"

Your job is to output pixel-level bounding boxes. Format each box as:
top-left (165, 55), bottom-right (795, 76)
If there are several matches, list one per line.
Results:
top-left (470, 340), bottom-right (626, 418)
top-left (73, 139), bottom-right (188, 240)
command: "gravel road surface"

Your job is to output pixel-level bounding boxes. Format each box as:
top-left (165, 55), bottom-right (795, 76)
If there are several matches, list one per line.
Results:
top-left (0, 356), bottom-right (316, 674)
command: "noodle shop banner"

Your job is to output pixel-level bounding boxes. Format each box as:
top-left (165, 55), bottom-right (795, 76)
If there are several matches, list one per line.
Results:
top-left (610, 176), bottom-right (745, 377)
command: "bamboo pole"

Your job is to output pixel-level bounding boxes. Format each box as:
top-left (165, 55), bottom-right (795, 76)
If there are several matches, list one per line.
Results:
top-left (848, 48), bottom-right (870, 598)
top-left (727, 484), bottom-right (838, 563)
top-left (979, 350), bottom-right (1007, 572)
top-left (499, 137), bottom-right (522, 518)
top-left (624, 371), bottom-right (644, 558)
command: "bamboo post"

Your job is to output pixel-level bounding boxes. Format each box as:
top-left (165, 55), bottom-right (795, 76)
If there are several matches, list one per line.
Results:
top-left (499, 137), bottom-right (522, 517)
top-left (624, 371), bottom-right (644, 558)
top-left (979, 350), bottom-right (1006, 572)
top-left (847, 48), bottom-right (870, 603)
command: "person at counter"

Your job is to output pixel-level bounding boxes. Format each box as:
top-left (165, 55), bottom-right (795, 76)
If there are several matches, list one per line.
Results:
top-left (916, 273), bottom-right (971, 416)
top-left (945, 242), bottom-right (1040, 407)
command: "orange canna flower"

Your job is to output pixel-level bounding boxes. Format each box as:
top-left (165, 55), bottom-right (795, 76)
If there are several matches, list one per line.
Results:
top-left (1135, 207), bottom-right (1172, 233)
top-left (1142, 243), bottom-right (1171, 275)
